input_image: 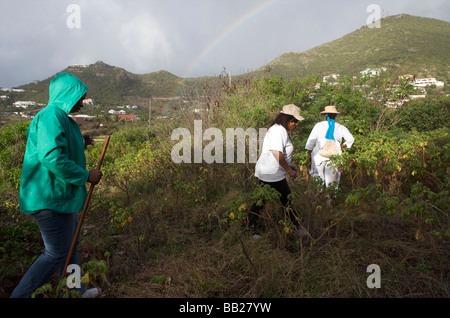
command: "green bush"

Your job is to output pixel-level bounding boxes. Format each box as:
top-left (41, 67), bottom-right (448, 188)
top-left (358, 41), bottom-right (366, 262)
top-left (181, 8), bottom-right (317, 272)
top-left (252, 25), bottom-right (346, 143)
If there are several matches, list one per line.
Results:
top-left (1, 73), bottom-right (449, 298)
top-left (396, 96), bottom-right (450, 132)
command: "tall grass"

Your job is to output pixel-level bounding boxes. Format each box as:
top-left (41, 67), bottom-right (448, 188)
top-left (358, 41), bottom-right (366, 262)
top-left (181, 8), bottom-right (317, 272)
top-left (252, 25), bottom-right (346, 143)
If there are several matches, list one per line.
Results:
top-left (0, 74), bottom-right (448, 298)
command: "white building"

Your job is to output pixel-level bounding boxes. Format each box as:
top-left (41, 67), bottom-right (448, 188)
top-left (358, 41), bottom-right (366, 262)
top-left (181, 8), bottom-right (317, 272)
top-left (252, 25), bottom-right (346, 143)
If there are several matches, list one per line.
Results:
top-left (323, 74), bottom-right (340, 83)
top-left (108, 109), bottom-right (126, 115)
top-left (70, 114), bottom-right (94, 118)
top-left (14, 101), bottom-right (37, 108)
top-left (385, 99), bottom-right (409, 108)
top-left (413, 78), bottom-right (444, 88)
top-left (1, 88), bottom-right (25, 92)
top-left (83, 98), bottom-right (94, 105)
top-left (409, 95), bottom-right (427, 99)
top-left (361, 67), bottom-right (387, 77)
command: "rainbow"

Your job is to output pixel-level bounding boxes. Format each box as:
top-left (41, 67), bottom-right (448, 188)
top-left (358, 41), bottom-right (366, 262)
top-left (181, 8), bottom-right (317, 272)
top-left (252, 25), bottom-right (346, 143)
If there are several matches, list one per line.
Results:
top-left (167, 0), bottom-right (279, 110)
top-left (182, 0), bottom-right (279, 79)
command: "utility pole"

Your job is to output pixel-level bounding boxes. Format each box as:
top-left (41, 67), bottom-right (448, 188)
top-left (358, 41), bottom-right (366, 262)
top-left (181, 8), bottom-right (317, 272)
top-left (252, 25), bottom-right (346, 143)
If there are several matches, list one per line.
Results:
top-left (148, 98), bottom-right (151, 128)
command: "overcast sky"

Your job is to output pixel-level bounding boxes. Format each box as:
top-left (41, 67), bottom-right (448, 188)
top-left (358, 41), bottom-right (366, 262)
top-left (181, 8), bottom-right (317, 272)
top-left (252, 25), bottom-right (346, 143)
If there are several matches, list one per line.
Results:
top-left (0, 0), bottom-right (449, 88)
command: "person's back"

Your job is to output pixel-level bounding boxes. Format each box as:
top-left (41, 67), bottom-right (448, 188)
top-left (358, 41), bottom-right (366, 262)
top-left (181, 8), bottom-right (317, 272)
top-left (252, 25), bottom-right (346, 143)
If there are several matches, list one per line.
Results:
top-left (20, 72), bottom-right (90, 214)
top-left (11, 72), bottom-right (102, 298)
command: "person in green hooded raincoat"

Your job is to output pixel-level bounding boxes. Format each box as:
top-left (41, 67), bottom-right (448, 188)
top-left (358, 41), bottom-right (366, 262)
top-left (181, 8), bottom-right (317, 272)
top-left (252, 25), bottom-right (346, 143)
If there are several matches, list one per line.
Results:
top-left (10, 72), bottom-right (102, 298)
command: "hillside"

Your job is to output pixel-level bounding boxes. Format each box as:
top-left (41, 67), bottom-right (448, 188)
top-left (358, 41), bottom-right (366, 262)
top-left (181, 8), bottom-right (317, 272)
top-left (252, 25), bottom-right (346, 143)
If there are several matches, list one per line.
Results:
top-left (10, 14), bottom-right (450, 109)
top-left (248, 14), bottom-right (450, 79)
top-left (17, 61), bottom-right (185, 106)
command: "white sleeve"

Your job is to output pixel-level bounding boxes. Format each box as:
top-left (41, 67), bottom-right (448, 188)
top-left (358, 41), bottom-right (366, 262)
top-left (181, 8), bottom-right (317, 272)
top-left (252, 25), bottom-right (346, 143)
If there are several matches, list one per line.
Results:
top-left (341, 126), bottom-right (355, 148)
top-left (267, 125), bottom-right (287, 153)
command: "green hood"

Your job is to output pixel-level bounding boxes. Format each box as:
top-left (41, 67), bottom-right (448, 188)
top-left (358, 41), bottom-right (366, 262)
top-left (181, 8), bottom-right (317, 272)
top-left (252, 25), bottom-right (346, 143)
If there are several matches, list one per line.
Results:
top-left (48, 72), bottom-right (88, 114)
top-left (19, 73), bottom-right (90, 214)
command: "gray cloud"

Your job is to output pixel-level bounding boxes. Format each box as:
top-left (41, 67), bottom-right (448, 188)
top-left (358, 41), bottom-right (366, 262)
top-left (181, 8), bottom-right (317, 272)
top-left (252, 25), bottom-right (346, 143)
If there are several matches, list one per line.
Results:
top-left (0, 0), bottom-right (448, 87)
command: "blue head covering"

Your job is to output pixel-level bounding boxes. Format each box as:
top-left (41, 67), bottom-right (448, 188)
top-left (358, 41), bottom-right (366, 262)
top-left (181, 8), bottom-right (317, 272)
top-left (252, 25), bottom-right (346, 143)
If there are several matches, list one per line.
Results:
top-left (325, 114), bottom-right (335, 140)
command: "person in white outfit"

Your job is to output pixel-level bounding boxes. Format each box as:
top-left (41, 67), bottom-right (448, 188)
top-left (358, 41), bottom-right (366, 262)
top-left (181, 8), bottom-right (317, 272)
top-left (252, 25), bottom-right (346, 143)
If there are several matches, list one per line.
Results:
top-left (305, 105), bottom-right (354, 190)
top-left (247, 104), bottom-right (304, 228)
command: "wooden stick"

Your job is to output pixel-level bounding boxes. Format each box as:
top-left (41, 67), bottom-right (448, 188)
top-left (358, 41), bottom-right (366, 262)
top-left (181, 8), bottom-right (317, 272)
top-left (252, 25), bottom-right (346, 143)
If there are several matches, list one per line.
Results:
top-left (58, 136), bottom-right (110, 297)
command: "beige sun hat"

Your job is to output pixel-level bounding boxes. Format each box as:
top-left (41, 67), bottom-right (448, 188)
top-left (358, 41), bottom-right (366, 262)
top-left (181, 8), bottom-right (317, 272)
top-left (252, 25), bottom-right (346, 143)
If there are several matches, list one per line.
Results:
top-left (320, 105), bottom-right (340, 114)
top-left (281, 104), bottom-right (304, 121)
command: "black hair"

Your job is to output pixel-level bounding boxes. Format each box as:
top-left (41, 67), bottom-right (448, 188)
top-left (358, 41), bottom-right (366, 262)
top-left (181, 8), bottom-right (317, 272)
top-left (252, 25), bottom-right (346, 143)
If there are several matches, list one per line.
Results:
top-left (271, 113), bottom-right (298, 130)
top-left (324, 113), bottom-right (337, 120)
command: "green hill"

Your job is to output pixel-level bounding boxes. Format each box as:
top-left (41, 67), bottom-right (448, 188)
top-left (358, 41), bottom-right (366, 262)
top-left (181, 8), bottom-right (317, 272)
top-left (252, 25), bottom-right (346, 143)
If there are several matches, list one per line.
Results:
top-left (18, 61), bottom-right (184, 106)
top-left (12, 14), bottom-right (450, 108)
top-left (248, 14), bottom-right (450, 80)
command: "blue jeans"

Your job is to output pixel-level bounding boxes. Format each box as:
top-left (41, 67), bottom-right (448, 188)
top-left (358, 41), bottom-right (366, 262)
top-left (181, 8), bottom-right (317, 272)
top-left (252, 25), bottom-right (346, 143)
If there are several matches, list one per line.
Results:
top-left (10, 210), bottom-right (84, 298)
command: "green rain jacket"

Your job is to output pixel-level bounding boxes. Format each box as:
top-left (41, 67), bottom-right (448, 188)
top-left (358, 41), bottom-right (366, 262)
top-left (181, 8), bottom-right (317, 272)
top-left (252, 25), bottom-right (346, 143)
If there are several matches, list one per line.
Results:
top-left (19, 72), bottom-right (90, 214)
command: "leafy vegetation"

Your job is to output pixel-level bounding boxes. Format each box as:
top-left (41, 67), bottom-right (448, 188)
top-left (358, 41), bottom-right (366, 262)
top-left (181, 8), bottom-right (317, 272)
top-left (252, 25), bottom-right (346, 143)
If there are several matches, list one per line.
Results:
top-left (1, 71), bottom-right (448, 298)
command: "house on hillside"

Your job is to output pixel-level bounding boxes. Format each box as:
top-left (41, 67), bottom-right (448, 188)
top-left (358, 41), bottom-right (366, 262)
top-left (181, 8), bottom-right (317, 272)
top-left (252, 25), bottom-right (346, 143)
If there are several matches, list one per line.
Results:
top-left (83, 98), bottom-right (94, 105)
top-left (72, 114), bottom-right (94, 119)
top-left (413, 78), bottom-right (444, 88)
top-left (14, 101), bottom-right (37, 108)
top-left (360, 67), bottom-right (387, 77)
top-left (385, 99), bottom-right (409, 108)
top-left (0, 88), bottom-right (24, 92)
top-left (401, 75), bottom-right (445, 88)
top-left (69, 114), bottom-right (94, 125)
top-left (409, 95), bottom-right (427, 99)
top-left (108, 109), bottom-right (126, 115)
top-left (323, 74), bottom-right (340, 83)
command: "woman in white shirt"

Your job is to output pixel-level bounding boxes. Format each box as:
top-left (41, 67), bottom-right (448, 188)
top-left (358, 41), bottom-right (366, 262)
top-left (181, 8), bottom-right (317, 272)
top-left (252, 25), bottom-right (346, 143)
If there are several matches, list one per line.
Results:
top-left (247, 104), bottom-right (304, 228)
top-left (305, 105), bottom-right (354, 189)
